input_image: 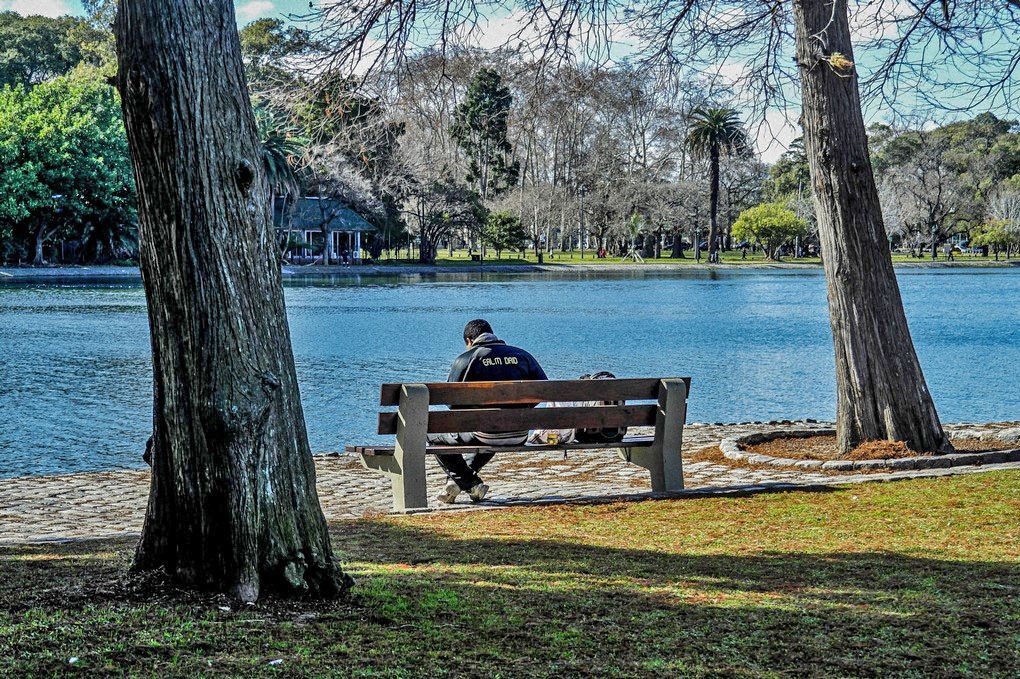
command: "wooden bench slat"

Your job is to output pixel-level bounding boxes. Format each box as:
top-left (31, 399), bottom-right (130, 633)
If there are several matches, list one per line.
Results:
top-left (378, 403), bottom-right (659, 435)
top-left (359, 376), bottom-right (690, 510)
top-left (379, 377), bottom-right (682, 406)
top-left (347, 435), bottom-right (655, 457)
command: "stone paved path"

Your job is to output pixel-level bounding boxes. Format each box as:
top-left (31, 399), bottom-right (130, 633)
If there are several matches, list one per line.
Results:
top-left (2, 422), bottom-right (1018, 545)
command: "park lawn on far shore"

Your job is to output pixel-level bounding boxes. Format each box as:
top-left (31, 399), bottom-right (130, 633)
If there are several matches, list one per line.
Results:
top-left (2, 472), bottom-right (1018, 677)
top-left (372, 248), bottom-right (1012, 267)
top-left (388, 248), bottom-right (819, 266)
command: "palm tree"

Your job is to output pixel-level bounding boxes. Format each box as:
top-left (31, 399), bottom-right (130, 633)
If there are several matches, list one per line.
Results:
top-left (686, 108), bottom-right (747, 263)
top-left (621, 211), bottom-right (645, 262)
top-left (255, 107), bottom-right (305, 256)
top-left (255, 106), bottom-right (304, 205)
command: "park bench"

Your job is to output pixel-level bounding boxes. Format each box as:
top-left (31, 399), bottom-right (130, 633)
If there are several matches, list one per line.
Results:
top-left (346, 377), bottom-right (690, 511)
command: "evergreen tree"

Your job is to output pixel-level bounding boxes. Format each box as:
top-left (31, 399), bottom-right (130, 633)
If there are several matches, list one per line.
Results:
top-left (450, 68), bottom-right (519, 200)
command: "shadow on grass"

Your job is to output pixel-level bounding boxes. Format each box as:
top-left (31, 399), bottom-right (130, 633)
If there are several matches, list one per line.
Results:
top-left (336, 518), bottom-right (1019, 675)
top-left (1, 517), bottom-right (1018, 676)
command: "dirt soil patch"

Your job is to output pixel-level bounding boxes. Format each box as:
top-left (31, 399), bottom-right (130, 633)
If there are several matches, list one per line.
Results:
top-left (744, 435), bottom-right (1014, 461)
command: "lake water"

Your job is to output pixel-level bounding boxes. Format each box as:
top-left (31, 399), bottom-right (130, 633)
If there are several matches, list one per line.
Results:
top-left (1, 268), bottom-right (1018, 478)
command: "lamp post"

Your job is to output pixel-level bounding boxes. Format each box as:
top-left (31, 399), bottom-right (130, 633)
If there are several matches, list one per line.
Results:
top-left (694, 224), bottom-right (701, 263)
top-left (931, 223), bottom-right (937, 261)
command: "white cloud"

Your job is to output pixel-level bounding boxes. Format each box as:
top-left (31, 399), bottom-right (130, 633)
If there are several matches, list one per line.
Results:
top-left (713, 7), bottom-right (750, 32)
top-left (0, 0), bottom-right (72, 17)
top-left (708, 60), bottom-right (750, 86)
top-left (237, 1), bottom-right (275, 22)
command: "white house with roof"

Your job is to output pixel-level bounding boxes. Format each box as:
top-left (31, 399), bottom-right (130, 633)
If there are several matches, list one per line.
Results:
top-left (274, 197), bottom-right (374, 264)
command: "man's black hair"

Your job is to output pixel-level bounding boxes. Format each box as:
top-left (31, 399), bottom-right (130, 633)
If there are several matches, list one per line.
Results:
top-left (463, 319), bottom-right (493, 343)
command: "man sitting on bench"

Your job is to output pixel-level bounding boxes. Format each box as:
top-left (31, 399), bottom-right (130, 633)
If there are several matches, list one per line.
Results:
top-left (430, 319), bottom-right (548, 504)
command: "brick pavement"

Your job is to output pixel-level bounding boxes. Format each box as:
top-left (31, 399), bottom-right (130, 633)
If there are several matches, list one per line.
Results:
top-left (2, 422), bottom-right (1018, 545)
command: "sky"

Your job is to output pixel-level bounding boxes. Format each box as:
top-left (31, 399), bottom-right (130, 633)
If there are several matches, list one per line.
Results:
top-left (8, 0), bottom-right (1014, 164)
top-left (12, 0), bottom-right (312, 22)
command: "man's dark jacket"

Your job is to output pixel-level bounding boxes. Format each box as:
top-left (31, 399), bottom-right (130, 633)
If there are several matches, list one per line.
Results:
top-left (447, 332), bottom-right (547, 383)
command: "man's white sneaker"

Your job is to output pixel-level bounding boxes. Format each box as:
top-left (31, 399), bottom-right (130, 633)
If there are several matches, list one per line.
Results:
top-left (436, 481), bottom-right (461, 504)
top-left (468, 483), bottom-right (489, 503)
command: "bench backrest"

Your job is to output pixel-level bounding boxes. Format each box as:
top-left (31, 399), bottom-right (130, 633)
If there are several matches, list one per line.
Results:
top-left (377, 377), bottom-right (691, 435)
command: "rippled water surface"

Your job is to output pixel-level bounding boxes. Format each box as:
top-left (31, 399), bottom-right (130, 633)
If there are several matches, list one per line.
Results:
top-left (2, 268), bottom-right (1018, 477)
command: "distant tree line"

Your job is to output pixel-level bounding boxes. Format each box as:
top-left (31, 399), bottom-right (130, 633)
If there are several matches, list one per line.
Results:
top-left (239, 15), bottom-right (1020, 265)
top-left (238, 18), bottom-right (772, 264)
top-left (3, 9), bottom-right (1019, 266)
top-left (871, 115), bottom-right (1020, 259)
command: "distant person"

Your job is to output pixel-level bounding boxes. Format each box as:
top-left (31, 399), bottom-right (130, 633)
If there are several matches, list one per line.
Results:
top-left (430, 319), bottom-right (548, 504)
top-left (340, 247), bottom-right (350, 266)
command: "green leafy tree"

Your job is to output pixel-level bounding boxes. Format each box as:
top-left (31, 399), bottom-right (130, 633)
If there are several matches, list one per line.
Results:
top-left (765, 137), bottom-right (810, 201)
top-left (0, 69), bottom-right (136, 264)
top-left (483, 210), bottom-right (528, 259)
top-left (685, 107), bottom-right (747, 263)
top-left (450, 68), bottom-right (519, 201)
top-left (0, 12), bottom-right (105, 88)
top-left (74, 1), bottom-right (118, 75)
top-left (971, 220), bottom-right (1017, 260)
top-left (731, 202), bottom-right (808, 260)
top-left (238, 18), bottom-right (312, 90)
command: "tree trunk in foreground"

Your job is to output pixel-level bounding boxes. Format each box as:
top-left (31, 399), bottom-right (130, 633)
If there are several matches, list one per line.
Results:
top-left (115, 0), bottom-right (347, 601)
top-left (793, 0), bottom-right (951, 455)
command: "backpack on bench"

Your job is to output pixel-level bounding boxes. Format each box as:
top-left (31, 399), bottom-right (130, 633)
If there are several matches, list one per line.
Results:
top-left (573, 371), bottom-right (627, 443)
top-left (528, 371), bottom-right (628, 444)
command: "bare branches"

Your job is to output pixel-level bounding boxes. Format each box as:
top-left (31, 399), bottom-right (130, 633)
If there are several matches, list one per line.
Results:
top-left (855, 0), bottom-right (1020, 114)
top-left (296, 0), bottom-right (1017, 130)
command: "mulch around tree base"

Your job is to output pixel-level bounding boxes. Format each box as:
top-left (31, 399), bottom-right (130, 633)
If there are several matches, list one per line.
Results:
top-left (743, 435), bottom-right (1014, 461)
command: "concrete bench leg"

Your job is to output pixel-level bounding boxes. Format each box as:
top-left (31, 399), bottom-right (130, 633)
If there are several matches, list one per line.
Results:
top-left (358, 383), bottom-right (429, 512)
top-left (658, 378), bottom-right (687, 491)
top-left (621, 379), bottom-right (687, 492)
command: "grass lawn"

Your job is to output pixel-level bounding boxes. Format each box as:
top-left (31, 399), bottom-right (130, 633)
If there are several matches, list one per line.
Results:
top-left (373, 248), bottom-right (1013, 267)
top-left (380, 248), bottom-right (815, 265)
top-left (2, 472), bottom-right (1019, 676)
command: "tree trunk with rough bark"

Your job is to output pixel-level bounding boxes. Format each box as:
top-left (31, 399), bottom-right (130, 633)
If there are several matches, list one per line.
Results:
top-left (115, 0), bottom-right (348, 601)
top-left (670, 230), bottom-right (684, 258)
top-left (793, 0), bottom-right (951, 455)
top-left (707, 146), bottom-right (720, 263)
top-left (33, 224), bottom-right (47, 265)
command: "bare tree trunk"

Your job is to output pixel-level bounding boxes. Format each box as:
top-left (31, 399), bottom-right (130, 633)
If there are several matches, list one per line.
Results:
top-left (33, 224), bottom-right (47, 265)
top-left (793, 0), bottom-right (950, 455)
top-left (707, 147), bottom-right (720, 263)
top-left (323, 227), bottom-right (334, 265)
top-left (671, 229), bottom-right (684, 258)
top-left (115, 0), bottom-right (348, 601)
